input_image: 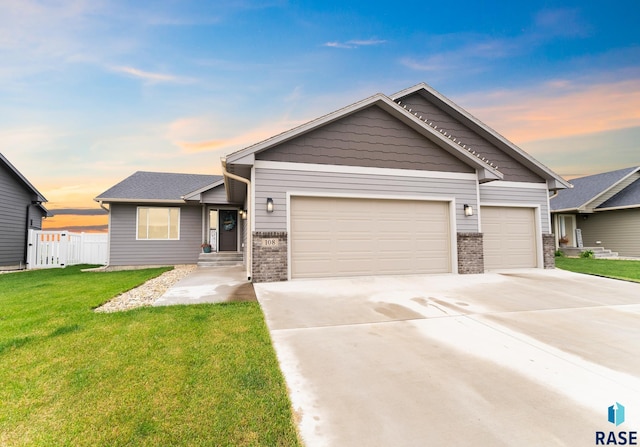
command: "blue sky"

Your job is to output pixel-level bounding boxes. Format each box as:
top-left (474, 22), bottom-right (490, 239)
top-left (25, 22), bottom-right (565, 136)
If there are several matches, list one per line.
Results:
top-left (1, 0), bottom-right (638, 229)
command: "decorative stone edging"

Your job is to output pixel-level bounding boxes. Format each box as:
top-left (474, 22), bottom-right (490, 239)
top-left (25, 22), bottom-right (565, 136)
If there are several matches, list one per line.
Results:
top-left (94, 265), bottom-right (197, 313)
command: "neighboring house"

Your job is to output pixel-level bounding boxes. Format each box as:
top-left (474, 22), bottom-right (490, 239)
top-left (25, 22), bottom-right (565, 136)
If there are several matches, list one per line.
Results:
top-left (550, 166), bottom-right (640, 257)
top-left (0, 152), bottom-right (49, 270)
top-left (96, 83), bottom-right (570, 282)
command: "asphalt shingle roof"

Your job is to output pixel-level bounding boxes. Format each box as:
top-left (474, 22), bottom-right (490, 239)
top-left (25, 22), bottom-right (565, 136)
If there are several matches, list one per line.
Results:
top-left (550, 166), bottom-right (639, 211)
top-left (598, 177), bottom-right (640, 209)
top-left (95, 171), bottom-right (222, 201)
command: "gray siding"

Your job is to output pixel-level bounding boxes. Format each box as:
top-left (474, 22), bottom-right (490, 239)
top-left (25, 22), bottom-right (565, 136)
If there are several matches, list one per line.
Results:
top-left (0, 163), bottom-right (35, 266)
top-left (201, 184), bottom-right (233, 204)
top-left (257, 105), bottom-right (474, 173)
top-left (254, 167), bottom-right (479, 233)
top-left (108, 203), bottom-right (203, 265)
top-left (577, 209), bottom-right (640, 256)
top-left (398, 93), bottom-right (545, 183)
top-left (480, 184), bottom-right (551, 233)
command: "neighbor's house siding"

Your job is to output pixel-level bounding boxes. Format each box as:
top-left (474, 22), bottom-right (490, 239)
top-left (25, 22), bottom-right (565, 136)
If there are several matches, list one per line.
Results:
top-left (577, 208), bottom-right (640, 257)
top-left (253, 166), bottom-right (479, 233)
top-left (0, 162), bottom-right (42, 267)
top-left (108, 203), bottom-right (203, 265)
top-left (479, 183), bottom-right (551, 233)
top-left (256, 105), bottom-right (474, 174)
top-left (396, 93), bottom-right (545, 183)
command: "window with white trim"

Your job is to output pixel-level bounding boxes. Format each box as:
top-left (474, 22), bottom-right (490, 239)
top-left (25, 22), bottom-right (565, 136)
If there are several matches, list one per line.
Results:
top-left (137, 207), bottom-right (180, 240)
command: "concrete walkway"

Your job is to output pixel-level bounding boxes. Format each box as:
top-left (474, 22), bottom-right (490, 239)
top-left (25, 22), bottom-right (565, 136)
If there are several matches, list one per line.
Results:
top-left (153, 265), bottom-right (256, 306)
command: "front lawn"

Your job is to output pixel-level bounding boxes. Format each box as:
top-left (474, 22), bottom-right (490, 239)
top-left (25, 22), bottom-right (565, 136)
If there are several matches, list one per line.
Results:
top-left (0, 266), bottom-right (300, 447)
top-left (555, 257), bottom-right (640, 282)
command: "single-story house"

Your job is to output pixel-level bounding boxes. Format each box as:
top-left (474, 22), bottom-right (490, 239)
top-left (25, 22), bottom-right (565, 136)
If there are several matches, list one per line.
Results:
top-left (550, 166), bottom-right (640, 257)
top-left (96, 83), bottom-right (570, 282)
top-left (0, 152), bottom-right (49, 270)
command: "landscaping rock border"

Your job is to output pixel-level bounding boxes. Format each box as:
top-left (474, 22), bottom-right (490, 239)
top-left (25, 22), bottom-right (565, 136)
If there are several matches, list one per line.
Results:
top-left (94, 265), bottom-right (197, 313)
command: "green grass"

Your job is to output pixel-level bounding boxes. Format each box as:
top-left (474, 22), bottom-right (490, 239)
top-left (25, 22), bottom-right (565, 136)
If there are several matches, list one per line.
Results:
top-left (0, 266), bottom-right (300, 447)
top-left (556, 257), bottom-right (640, 283)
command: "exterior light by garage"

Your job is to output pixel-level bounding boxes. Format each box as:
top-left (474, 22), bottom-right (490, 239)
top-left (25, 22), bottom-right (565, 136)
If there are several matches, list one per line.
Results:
top-left (239, 210), bottom-right (247, 219)
top-left (464, 204), bottom-right (473, 216)
top-left (266, 198), bottom-right (274, 213)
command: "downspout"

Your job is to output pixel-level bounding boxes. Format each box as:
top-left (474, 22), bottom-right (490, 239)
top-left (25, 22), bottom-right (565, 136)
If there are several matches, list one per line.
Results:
top-left (221, 158), bottom-right (252, 280)
top-left (98, 201), bottom-right (111, 267)
top-left (23, 204), bottom-right (31, 269)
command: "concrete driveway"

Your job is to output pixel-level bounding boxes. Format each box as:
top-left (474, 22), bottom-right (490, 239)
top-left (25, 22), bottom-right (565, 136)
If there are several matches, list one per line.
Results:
top-left (254, 269), bottom-right (640, 447)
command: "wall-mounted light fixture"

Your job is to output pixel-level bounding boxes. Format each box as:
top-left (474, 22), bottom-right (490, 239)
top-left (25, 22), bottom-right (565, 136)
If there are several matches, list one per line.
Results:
top-left (239, 210), bottom-right (247, 219)
top-left (463, 204), bottom-right (473, 217)
top-left (266, 198), bottom-right (274, 213)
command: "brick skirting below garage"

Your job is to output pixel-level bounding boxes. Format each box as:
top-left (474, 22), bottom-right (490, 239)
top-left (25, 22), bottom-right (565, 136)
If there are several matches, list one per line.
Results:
top-left (543, 233), bottom-right (555, 269)
top-left (457, 233), bottom-right (484, 274)
top-left (252, 232), bottom-right (288, 283)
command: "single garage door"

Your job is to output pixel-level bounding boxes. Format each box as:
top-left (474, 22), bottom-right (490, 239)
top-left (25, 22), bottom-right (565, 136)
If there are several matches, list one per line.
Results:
top-left (482, 206), bottom-right (537, 270)
top-left (290, 196), bottom-right (451, 279)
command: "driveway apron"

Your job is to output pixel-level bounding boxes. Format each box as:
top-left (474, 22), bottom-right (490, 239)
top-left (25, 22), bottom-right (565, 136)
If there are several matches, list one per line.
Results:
top-left (255, 269), bottom-right (640, 447)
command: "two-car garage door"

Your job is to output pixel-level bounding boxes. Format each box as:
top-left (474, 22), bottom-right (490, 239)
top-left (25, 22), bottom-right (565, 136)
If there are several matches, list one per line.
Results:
top-left (290, 196), bottom-right (452, 279)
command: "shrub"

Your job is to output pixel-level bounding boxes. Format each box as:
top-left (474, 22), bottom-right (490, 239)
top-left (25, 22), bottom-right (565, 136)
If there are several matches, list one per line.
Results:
top-left (580, 249), bottom-right (595, 259)
top-left (555, 249), bottom-right (565, 257)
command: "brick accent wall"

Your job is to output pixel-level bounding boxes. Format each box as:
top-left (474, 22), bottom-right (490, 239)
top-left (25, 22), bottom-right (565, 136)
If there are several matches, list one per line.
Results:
top-left (542, 233), bottom-right (555, 269)
top-left (457, 233), bottom-right (484, 274)
top-left (252, 232), bottom-right (288, 283)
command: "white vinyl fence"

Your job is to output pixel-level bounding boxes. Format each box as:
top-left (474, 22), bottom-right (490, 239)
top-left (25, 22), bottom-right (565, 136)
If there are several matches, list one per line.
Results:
top-left (27, 230), bottom-right (108, 269)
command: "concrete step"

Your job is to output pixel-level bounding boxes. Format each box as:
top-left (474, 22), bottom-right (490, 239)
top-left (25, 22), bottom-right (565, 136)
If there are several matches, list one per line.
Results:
top-left (197, 251), bottom-right (244, 267)
top-left (561, 247), bottom-right (619, 258)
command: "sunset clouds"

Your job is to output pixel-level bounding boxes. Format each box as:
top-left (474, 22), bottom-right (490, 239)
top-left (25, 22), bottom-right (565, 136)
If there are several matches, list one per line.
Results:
top-left (0, 1), bottom-right (637, 232)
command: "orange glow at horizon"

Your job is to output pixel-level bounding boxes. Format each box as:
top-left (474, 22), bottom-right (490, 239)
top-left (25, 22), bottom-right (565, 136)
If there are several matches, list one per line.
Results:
top-left (42, 214), bottom-right (108, 233)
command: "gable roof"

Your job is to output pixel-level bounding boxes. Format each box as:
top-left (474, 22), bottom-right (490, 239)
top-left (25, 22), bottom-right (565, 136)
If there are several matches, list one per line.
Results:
top-left (0, 152), bottom-right (47, 203)
top-left (226, 92), bottom-right (503, 183)
top-left (95, 171), bottom-right (222, 203)
top-left (550, 166), bottom-right (640, 212)
top-left (391, 83), bottom-right (571, 190)
top-left (225, 83), bottom-right (569, 191)
top-left (0, 152), bottom-right (49, 214)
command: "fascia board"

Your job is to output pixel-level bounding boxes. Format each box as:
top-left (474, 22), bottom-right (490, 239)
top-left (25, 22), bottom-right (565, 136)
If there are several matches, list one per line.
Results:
top-left (378, 97), bottom-right (503, 179)
top-left (0, 152), bottom-right (48, 202)
top-left (392, 83), bottom-right (570, 189)
top-left (595, 204), bottom-right (640, 212)
top-left (580, 167), bottom-right (640, 210)
top-left (92, 198), bottom-right (185, 204)
top-left (226, 94), bottom-right (389, 164)
top-left (182, 179), bottom-right (225, 200)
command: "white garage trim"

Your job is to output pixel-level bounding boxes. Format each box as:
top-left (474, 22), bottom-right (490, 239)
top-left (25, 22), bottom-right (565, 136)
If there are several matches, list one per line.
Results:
top-left (480, 203), bottom-right (543, 269)
top-left (255, 160), bottom-right (478, 181)
top-left (287, 192), bottom-right (458, 279)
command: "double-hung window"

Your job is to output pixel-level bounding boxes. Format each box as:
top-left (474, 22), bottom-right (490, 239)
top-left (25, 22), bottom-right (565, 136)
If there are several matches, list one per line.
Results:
top-left (137, 207), bottom-right (180, 240)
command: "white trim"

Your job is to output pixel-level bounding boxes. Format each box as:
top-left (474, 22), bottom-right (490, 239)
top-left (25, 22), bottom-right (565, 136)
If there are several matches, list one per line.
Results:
top-left (182, 179), bottom-right (225, 200)
top-left (480, 203), bottom-right (544, 269)
top-left (594, 204), bottom-right (640, 212)
top-left (391, 83), bottom-right (571, 190)
top-left (254, 160), bottom-right (479, 181)
top-left (475, 171), bottom-right (482, 233)
top-left (135, 206), bottom-right (181, 241)
top-left (480, 181), bottom-right (548, 190)
top-left (100, 198), bottom-right (185, 204)
top-left (286, 191), bottom-right (458, 279)
top-left (250, 166), bottom-right (256, 233)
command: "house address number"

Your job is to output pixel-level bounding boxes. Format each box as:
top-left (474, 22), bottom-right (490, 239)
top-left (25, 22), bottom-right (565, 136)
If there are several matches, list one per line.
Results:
top-left (262, 238), bottom-right (279, 247)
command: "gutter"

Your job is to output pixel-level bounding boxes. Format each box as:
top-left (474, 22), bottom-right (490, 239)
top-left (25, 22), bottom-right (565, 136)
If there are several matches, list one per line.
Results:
top-left (221, 158), bottom-right (252, 281)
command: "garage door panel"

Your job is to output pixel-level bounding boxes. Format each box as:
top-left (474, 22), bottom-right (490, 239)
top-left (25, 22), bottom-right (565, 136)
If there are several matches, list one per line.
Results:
top-left (482, 206), bottom-right (537, 270)
top-left (291, 197), bottom-right (451, 278)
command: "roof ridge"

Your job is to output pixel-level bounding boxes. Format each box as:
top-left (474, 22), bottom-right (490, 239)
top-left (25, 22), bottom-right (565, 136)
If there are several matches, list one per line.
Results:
top-left (395, 99), bottom-right (500, 171)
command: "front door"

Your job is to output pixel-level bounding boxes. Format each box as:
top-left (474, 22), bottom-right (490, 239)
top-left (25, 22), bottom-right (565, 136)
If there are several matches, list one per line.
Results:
top-left (218, 210), bottom-right (238, 251)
